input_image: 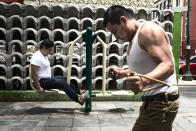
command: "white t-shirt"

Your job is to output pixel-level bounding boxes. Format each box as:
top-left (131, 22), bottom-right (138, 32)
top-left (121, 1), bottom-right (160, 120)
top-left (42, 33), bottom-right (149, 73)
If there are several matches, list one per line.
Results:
top-left (30, 50), bottom-right (51, 80)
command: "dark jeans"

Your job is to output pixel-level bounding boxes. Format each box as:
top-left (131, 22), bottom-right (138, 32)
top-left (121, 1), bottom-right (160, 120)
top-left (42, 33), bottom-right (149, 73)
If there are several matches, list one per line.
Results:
top-left (39, 76), bottom-right (80, 102)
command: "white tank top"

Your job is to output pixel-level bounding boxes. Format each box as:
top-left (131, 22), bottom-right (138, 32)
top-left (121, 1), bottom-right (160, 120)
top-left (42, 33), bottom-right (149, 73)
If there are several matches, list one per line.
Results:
top-left (126, 22), bottom-right (178, 96)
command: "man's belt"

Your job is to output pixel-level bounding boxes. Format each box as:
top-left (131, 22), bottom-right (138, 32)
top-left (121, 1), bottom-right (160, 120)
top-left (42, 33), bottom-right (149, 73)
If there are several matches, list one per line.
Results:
top-left (142, 92), bottom-right (179, 102)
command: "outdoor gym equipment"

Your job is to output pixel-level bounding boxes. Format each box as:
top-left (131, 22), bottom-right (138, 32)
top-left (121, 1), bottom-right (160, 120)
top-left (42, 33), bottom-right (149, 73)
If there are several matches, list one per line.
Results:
top-left (67, 27), bottom-right (107, 113)
top-left (129, 72), bottom-right (196, 93)
top-left (29, 64), bottom-right (66, 94)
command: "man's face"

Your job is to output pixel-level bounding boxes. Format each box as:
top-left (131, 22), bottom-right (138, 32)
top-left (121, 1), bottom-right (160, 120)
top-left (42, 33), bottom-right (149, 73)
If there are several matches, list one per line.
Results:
top-left (106, 21), bottom-right (129, 42)
top-left (42, 47), bottom-right (52, 56)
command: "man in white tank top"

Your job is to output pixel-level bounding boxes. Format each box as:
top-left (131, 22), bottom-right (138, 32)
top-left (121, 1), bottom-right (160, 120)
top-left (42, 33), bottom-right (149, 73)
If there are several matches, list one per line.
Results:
top-left (104, 5), bottom-right (179, 131)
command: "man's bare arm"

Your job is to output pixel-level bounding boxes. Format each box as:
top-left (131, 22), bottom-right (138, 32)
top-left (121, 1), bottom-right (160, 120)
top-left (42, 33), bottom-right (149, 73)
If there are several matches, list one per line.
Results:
top-left (139, 22), bottom-right (174, 85)
top-left (31, 64), bottom-right (43, 91)
top-left (109, 67), bottom-right (131, 79)
top-left (119, 68), bottom-right (131, 78)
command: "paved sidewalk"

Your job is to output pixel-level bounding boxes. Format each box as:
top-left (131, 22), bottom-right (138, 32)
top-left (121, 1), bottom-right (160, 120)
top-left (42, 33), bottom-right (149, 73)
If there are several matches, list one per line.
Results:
top-left (0, 81), bottom-right (196, 131)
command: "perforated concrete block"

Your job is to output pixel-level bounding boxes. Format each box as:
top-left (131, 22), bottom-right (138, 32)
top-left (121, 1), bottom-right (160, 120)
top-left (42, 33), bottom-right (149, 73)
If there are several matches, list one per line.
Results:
top-left (0, 2), bottom-right (8, 17)
top-left (24, 16), bottom-right (38, 29)
top-left (8, 52), bottom-right (25, 66)
top-left (52, 5), bottom-right (67, 18)
top-left (38, 28), bottom-right (52, 42)
top-left (8, 15), bottom-right (24, 29)
top-left (0, 15), bottom-right (7, 29)
top-left (38, 4), bottom-right (52, 18)
top-left (0, 28), bottom-right (7, 41)
top-left (81, 6), bottom-right (94, 19)
top-left (52, 65), bottom-right (67, 77)
top-left (8, 40), bottom-right (24, 54)
top-left (10, 64), bottom-right (24, 78)
top-left (24, 28), bottom-right (38, 42)
top-left (24, 4), bottom-right (38, 17)
top-left (0, 76), bottom-right (7, 90)
top-left (52, 16), bottom-right (66, 30)
top-left (67, 5), bottom-right (80, 19)
top-left (8, 27), bottom-right (24, 41)
top-left (81, 17), bottom-right (95, 31)
top-left (161, 9), bottom-right (174, 22)
top-left (38, 16), bottom-right (52, 30)
top-left (0, 64), bottom-right (8, 77)
top-left (8, 3), bottom-right (24, 17)
top-left (52, 29), bottom-right (67, 42)
top-left (51, 53), bottom-right (68, 67)
top-left (9, 76), bottom-right (24, 90)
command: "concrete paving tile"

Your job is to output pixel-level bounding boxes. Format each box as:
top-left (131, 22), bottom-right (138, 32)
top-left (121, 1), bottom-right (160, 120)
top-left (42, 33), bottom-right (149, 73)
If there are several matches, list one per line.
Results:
top-left (48, 113), bottom-right (74, 119)
top-left (0, 115), bottom-right (24, 121)
top-left (41, 127), bottom-right (71, 131)
top-left (22, 115), bottom-right (48, 121)
top-left (98, 113), bottom-right (121, 118)
top-left (74, 113), bottom-right (98, 119)
top-left (172, 122), bottom-right (186, 131)
top-left (54, 102), bottom-right (77, 108)
top-left (127, 126), bottom-right (133, 131)
top-left (24, 106), bottom-right (74, 115)
top-left (174, 123), bottom-right (196, 131)
top-left (121, 113), bottom-right (139, 118)
top-left (174, 115), bottom-right (192, 124)
top-left (25, 127), bottom-right (45, 131)
top-left (72, 126), bottom-right (101, 131)
top-left (44, 118), bottom-right (73, 127)
top-left (100, 126), bottom-right (129, 131)
top-left (0, 107), bottom-right (8, 115)
top-left (179, 107), bottom-right (196, 113)
top-left (183, 115), bottom-right (196, 124)
top-left (123, 117), bottom-right (137, 127)
top-left (99, 117), bottom-right (127, 127)
top-left (0, 121), bottom-right (38, 130)
top-left (22, 115), bottom-right (48, 127)
top-left (86, 111), bottom-right (99, 115)
top-left (73, 117), bottom-right (99, 127)
top-left (95, 102), bottom-right (116, 110)
top-left (37, 119), bottom-right (48, 127)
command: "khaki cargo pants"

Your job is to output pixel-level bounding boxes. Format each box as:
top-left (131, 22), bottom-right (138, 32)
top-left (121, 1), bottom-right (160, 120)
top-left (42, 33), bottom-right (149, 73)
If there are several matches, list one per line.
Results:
top-left (132, 99), bottom-right (179, 131)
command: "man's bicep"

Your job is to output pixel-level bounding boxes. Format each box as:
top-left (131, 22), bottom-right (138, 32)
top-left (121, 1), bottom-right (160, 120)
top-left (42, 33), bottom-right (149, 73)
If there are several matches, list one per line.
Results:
top-left (31, 64), bottom-right (40, 74)
top-left (141, 29), bottom-right (172, 64)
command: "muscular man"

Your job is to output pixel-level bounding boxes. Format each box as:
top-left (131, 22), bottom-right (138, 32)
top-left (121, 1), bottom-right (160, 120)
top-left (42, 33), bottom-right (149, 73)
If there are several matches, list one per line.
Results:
top-left (104, 5), bottom-right (179, 131)
top-left (30, 39), bottom-right (88, 105)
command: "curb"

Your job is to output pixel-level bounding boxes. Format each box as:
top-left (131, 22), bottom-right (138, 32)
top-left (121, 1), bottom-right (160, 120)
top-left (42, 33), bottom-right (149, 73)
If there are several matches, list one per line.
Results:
top-left (0, 90), bottom-right (142, 102)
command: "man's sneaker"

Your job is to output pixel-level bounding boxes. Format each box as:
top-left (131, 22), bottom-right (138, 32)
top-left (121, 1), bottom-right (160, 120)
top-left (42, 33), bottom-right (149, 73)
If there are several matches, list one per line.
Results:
top-left (79, 90), bottom-right (84, 95)
top-left (79, 90), bottom-right (89, 95)
top-left (78, 90), bottom-right (89, 106)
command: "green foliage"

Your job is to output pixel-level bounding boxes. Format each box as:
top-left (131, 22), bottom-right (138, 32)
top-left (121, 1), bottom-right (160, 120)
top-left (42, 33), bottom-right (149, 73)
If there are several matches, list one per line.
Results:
top-left (173, 12), bottom-right (182, 81)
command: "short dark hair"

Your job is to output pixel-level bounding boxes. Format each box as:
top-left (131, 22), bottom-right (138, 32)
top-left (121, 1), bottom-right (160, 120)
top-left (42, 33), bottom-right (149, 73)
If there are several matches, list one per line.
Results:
top-left (39, 39), bottom-right (54, 49)
top-left (103, 5), bottom-right (133, 27)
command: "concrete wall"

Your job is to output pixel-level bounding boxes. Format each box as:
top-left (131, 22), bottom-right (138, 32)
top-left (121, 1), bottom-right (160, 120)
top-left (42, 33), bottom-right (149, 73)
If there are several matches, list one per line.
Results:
top-left (0, 2), bottom-right (175, 91)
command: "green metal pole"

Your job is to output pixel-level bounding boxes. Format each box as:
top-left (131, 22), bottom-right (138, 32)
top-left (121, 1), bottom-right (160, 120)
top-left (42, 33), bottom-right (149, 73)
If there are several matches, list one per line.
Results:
top-left (182, 0), bottom-right (192, 81)
top-left (82, 27), bottom-right (96, 113)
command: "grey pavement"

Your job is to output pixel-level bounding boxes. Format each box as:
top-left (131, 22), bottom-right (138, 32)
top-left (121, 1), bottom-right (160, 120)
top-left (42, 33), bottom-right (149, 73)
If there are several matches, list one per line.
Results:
top-left (0, 79), bottom-right (196, 131)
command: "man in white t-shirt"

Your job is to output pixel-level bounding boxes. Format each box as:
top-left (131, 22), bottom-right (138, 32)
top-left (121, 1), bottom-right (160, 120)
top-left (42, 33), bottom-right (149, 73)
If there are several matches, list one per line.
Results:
top-left (30, 39), bottom-right (88, 105)
top-left (103, 5), bottom-right (179, 131)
